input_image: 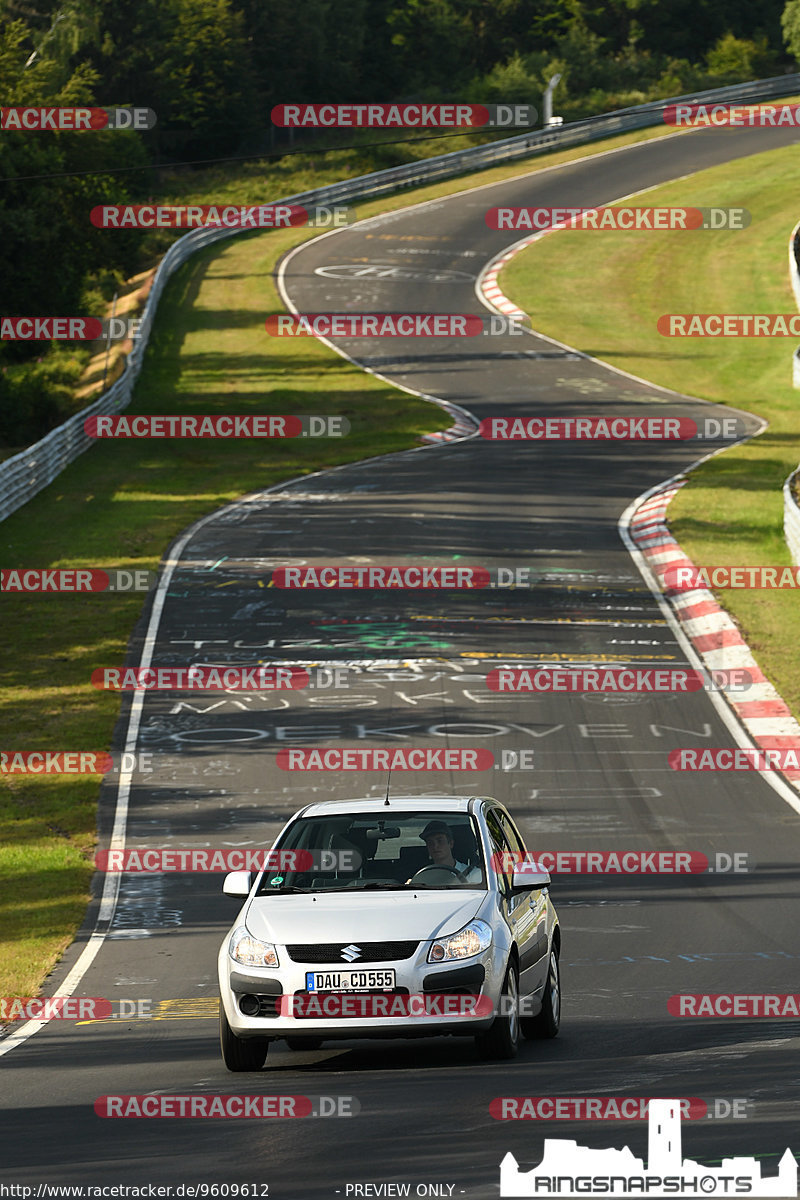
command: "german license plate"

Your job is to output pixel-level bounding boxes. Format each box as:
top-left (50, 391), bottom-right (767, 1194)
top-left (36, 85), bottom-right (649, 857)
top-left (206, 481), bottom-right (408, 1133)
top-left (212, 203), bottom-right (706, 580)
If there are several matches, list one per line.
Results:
top-left (305, 969), bottom-right (396, 992)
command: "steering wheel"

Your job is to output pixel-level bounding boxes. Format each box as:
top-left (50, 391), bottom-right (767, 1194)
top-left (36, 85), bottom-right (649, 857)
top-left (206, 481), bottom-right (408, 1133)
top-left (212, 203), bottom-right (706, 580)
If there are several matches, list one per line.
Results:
top-left (409, 865), bottom-right (463, 886)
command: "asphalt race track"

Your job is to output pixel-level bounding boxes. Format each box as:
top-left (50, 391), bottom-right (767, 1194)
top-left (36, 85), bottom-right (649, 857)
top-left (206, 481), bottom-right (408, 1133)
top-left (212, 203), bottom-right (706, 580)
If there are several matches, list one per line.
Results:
top-left (3, 123), bottom-right (800, 1196)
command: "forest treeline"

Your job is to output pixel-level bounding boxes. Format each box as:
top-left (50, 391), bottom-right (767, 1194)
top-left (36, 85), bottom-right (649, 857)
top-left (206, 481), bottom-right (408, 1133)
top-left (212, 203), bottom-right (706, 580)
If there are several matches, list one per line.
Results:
top-left (1, 0), bottom-right (799, 445)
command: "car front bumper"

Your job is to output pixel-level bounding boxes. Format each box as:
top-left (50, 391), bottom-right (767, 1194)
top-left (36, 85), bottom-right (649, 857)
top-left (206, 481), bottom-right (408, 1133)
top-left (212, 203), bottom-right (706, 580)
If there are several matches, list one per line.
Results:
top-left (218, 941), bottom-right (508, 1040)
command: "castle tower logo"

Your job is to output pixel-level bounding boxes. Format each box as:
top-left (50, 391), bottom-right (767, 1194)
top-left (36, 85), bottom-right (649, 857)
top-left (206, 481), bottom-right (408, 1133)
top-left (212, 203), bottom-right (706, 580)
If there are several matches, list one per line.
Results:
top-left (500, 1099), bottom-right (797, 1197)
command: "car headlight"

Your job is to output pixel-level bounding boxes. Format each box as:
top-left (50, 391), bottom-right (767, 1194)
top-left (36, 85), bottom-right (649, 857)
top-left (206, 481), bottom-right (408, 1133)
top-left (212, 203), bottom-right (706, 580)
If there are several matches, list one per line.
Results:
top-left (229, 926), bottom-right (279, 968)
top-left (428, 918), bottom-right (492, 963)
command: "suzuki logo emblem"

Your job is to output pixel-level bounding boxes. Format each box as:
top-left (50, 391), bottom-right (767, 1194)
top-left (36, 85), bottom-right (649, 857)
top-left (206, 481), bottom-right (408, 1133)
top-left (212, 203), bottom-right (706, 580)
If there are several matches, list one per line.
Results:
top-left (341, 944), bottom-right (362, 962)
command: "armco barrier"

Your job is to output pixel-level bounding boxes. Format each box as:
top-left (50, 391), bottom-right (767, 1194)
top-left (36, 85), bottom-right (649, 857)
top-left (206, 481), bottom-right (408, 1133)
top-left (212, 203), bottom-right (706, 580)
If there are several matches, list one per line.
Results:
top-left (790, 218), bottom-right (800, 388)
top-left (785, 467), bottom-right (800, 567)
top-left (2, 74), bottom-right (800, 523)
top-left (786, 219), bottom-right (800, 565)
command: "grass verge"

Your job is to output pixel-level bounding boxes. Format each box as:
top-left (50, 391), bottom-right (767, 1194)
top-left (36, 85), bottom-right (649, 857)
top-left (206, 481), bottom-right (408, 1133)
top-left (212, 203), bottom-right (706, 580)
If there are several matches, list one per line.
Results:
top-left (499, 139), bottom-right (800, 717)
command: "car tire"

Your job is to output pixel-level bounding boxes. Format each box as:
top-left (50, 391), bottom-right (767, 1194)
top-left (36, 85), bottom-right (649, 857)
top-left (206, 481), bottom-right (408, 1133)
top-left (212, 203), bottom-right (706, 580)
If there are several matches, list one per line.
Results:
top-left (286, 1037), bottom-right (323, 1050)
top-left (475, 960), bottom-right (520, 1060)
top-left (522, 945), bottom-right (560, 1039)
top-left (219, 1000), bottom-right (269, 1071)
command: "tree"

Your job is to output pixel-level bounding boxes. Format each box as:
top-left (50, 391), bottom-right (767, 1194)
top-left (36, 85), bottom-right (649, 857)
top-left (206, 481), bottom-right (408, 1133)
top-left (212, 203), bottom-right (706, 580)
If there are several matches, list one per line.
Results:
top-left (782, 0), bottom-right (800, 61)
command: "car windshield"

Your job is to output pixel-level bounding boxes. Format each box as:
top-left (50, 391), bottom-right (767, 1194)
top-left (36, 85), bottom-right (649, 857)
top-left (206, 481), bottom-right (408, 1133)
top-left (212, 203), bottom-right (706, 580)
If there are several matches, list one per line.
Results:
top-left (255, 811), bottom-right (486, 894)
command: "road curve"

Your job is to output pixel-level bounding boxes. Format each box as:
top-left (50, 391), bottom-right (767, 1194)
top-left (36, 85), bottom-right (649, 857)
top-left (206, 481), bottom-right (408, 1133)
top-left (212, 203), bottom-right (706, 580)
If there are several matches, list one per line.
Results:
top-left (3, 122), bottom-right (800, 1197)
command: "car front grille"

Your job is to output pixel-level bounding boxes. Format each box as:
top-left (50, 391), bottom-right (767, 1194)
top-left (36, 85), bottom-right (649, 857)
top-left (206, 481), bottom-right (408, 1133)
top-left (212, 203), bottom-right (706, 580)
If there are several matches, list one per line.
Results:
top-left (286, 941), bottom-right (419, 963)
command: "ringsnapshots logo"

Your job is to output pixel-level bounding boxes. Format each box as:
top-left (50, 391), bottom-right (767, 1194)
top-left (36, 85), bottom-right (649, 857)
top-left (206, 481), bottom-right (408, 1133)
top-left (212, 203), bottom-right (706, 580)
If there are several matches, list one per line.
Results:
top-left (91, 204), bottom-right (349, 229)
top-left (0, 107), bottom-right (156, 131)
top-left (84, 415), bottom-right (348, 438)
top-left (265, 313), bottom-right (528, 337)
top-left (478, 415), bottom-right (748, 441)
top-left (1, 317), bottom-right (143, 341)
top-left (1, 568), bottom-right (155, 592)
top-left (487, 666), bottom-right (753, 694)
top-left (485, 207), bottom-right (750, 231)
top-left (271, 103), bottom-right (537, 128)
top-left (498, 1098), bottom-right (798, 1197)
top-left (664, 102), bottom-right (800, 127)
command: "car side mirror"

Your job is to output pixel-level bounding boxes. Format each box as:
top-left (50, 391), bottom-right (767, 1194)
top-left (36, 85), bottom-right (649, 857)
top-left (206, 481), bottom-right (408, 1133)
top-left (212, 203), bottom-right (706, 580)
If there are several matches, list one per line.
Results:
top-left (512, 862), bottom-right (551, 890)
top-left (222, 870), bottom-right (252, 897)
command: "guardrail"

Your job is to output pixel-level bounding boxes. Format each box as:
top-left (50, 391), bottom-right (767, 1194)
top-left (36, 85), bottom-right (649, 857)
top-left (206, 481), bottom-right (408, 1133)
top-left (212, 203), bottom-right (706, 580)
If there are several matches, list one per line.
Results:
top-left (786, 219), bottom-right (800, 565)
top-left (790, 218), bottom-right (800, 387)
top-left (3, 72), bottom-right (800, 523)
top-left (785, 468), bottom-right (800, 567)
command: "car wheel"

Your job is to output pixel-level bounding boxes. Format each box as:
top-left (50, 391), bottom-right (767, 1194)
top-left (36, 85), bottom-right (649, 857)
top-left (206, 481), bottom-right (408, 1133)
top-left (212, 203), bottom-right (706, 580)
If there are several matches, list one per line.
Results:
top-left (286, 1037), bottom-right (323, 1050)
top-left (522, 945), bottom-right (560, 1039)
top-left (219, 1000), bottom-right (269, 1071)
top-left (475, 960), bottom-right (520, 1060)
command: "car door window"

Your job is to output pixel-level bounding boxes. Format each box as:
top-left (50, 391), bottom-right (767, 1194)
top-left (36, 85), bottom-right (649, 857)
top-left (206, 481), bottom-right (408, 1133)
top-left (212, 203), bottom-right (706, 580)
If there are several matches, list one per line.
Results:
top-left (499, 811), bottom-right (527, 866)
top-left (485, 808), bottom-right (513, 896)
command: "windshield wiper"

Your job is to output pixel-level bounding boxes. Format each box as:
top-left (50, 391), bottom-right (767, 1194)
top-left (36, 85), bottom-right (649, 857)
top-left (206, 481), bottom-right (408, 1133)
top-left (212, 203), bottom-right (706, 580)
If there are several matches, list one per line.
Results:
top-left (357, 881), bottom-right (406, 890)
top-left (258, 884), bottom-right (309, 894)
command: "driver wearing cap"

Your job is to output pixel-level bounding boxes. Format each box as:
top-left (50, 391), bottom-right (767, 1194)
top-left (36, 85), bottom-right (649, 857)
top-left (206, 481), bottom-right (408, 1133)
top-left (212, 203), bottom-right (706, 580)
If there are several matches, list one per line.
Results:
top-left (413, 820), bottom-right (482, 883)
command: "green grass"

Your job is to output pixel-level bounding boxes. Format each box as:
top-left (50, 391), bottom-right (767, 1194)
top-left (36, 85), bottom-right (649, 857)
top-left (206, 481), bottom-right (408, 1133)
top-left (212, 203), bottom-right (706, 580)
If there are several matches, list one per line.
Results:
top-left (0, 116), bottom-right (750, 1000)
top-left (499, 139), bottom-right (800, 717)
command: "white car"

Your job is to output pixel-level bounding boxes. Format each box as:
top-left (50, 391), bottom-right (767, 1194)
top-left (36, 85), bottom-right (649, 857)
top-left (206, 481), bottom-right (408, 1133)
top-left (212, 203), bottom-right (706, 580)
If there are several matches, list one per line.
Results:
top-left (217, 794), bottom-right (560, 1070)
